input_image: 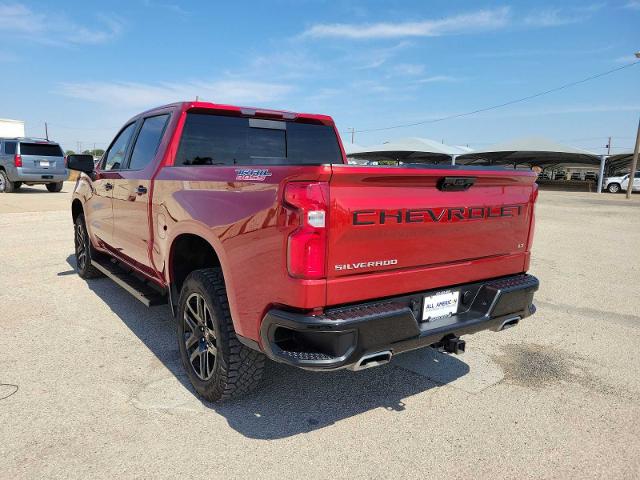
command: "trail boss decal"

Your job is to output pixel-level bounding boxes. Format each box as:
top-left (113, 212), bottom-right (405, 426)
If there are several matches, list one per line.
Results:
top-left (335, 259), bottom-right (398, 271)
top-left (235, 169), bottom-right (272, 181)
top-left (352, 204), bottom-right (525, 225)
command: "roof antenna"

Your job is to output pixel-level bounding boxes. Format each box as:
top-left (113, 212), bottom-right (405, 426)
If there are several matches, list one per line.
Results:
top-left (195, 95), bottom-right (199, 101)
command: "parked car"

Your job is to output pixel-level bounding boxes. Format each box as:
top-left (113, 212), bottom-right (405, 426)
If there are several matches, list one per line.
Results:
top-left (554, 171), bottom-right (567, 180)
top-left (537, 172), bottom-right (551, 181)
top-left (584, 171), bottom-right (597, 182)
top-left (0, 137), bottom-right (68, 192)
top-left (68, 101), bottom-right (540, 402)
top-left (570, 172), bottom-right (582, 181)
top-left (603, 172), bottom-right (640, 193)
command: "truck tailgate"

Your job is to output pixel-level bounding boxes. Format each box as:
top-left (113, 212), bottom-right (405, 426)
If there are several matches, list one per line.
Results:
top-left (326, 165), bottom-right (537, 303)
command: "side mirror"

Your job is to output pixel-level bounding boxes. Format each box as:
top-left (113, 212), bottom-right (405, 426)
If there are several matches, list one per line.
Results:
top-left (66, 154), bottom-right (95, 174)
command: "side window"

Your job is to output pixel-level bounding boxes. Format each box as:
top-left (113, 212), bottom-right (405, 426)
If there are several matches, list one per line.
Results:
top-left (102, 123), bottom-right (136, 170)
top-left (634, 172), bottom-right (640, 179)
top-left (128, 114), bottom-right (169, 170)
top-left (5, 141), bottom-right (16, 155)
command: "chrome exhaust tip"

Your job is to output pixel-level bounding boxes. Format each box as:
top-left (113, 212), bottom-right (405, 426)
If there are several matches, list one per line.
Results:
top-left (350, 350), bottom-right (393, 371)
top-left (498, 316), bottom-right (521, 331)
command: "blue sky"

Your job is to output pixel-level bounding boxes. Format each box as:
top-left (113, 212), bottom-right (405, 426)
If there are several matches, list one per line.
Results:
top-left (0, 0), bottom-right (638, 153)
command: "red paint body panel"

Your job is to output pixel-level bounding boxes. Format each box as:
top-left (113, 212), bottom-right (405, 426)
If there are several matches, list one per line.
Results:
top-left (72, 101), bottom-right (538, 346)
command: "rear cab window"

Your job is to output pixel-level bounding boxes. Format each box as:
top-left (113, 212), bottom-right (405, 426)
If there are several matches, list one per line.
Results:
top-left (175, 113), bottom-right (342, 166)
top-left (19, 143), bottom-right (63, 157)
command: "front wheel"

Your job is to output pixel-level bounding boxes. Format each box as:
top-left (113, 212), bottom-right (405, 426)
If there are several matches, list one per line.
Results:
top-left (46, 182), bottom-right (63, 192)
top-left (177, 269), bottom-right (265, 402)
top-left (607, 183), bottom-right (620, 193)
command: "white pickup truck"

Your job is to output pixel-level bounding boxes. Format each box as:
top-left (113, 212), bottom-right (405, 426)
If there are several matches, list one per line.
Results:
top-left (603, 171), bottom-right (640, 193)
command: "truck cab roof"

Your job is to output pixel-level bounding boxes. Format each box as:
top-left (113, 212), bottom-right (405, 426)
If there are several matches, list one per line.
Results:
top-left (129, 101), bottom-right (335, 126)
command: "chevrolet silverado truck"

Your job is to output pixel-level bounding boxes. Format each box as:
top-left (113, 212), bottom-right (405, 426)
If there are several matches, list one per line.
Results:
top-left (68, 101), bottom-right (539, 401)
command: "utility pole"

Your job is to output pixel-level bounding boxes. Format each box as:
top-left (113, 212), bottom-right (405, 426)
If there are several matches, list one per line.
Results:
top-left (44, 122), bottom-right (49, 140)
top-left (597, 136), bottom-right (612, 193)
top-left (626, 117), bottom-right (640, 199)
top-left (627, 52), bottom-right (640, 199)
top-left (347, 127), bottom-right (355, 144)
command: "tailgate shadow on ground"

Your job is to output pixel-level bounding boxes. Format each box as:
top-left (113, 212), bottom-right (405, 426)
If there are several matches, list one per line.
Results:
top-left (64, 255), bottom-right (469, 440)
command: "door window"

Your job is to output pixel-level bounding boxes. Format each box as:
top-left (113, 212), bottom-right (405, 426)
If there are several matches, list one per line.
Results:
top-left (127, 114), bottom-right (170, 170)
top-left (103, 123), bottom-right (136, 170)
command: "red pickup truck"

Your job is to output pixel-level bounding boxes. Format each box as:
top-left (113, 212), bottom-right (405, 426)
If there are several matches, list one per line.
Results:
top-left (68, 101), bottom-right (539, 401)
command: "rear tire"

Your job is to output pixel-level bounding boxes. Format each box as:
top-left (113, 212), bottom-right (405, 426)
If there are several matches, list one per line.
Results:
top-left (607, 183), bottom-right (620, 193)
top-left (74, 214), bottom-right (104, 279)
top-left (13, 181), bottom-right (21, 190)
top-left (46, 182), bottom-right (63, 192)
top-left (0, 171), bottom-right (15, 193)
top-left (177, 269), bottom-right (265, 402)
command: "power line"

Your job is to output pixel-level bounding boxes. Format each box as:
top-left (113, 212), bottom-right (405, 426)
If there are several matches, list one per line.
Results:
top-left (345, 60), bottom-right (640, 134)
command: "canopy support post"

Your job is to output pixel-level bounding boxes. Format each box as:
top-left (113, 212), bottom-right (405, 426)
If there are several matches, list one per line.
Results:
top-left (597, 155), bottom-right (607, 193)
top-left (451, 154), bottom-right (457, 166)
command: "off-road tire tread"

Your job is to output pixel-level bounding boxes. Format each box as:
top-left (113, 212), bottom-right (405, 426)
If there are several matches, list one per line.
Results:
top-left (179, 268), bottom-right (264, 402)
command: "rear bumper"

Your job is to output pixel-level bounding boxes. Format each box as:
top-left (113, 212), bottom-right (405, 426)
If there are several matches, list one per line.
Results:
top-left (260, 274), bottom-right (538, 371)
top-left (11, 167), bottom-right (68, 183)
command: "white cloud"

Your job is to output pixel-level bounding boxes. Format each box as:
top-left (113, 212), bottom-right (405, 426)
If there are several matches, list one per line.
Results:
top-left (302, 7), bottom-right (511, 39)
top-left (393, 63), bottom-right (426, 76)
top-left (416, 75), bottom-right (459, 83)
top-left (57, 79), bottom-right (294, 109)
top-left (524, 4), bottom-right (603, 27)
top-left (0, 2), bottom-right (123, 45)
top-left (142, 0), bottom-right (190, 15)
top-left (352, 41), bottom-right (413, 69)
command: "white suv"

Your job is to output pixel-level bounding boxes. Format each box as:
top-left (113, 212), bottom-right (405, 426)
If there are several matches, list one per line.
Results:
top-left (603, 172), bottom-right (640, 193)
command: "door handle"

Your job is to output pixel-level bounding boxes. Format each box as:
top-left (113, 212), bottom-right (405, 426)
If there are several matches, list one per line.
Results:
top-left (136, 185), bottom-right (148, 195)
top-left (104, 182), bottom-right (113, 191)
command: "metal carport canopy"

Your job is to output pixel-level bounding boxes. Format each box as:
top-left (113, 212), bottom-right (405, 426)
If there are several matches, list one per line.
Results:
top-left (346, 137), bottom-right (470, 163)
top-left (605, 152), bottom-right (636, 172)
top-left (456, 136), bottom-right (600, 167)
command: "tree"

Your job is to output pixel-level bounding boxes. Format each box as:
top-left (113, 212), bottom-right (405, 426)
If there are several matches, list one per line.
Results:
top-left (82, 149), bottom-right (105, 157)
top-left (65, 150), bottom-right (75, 156)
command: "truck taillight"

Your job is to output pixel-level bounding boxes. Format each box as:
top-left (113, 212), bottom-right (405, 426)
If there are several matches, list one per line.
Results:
top-left (14, 154), bottom-right (22, 167)
top-left (284, 181), bottom-right (329, 279)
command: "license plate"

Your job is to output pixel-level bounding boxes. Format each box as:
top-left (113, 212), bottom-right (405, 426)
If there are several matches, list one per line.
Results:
top-left (422, 290), bottom-right (460, 321)
top-left (40, 160), bottom-right (50, 167)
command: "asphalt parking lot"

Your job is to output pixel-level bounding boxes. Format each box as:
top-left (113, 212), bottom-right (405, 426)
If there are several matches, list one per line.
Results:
top-left (1, 183), bottom-right (639, 479)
